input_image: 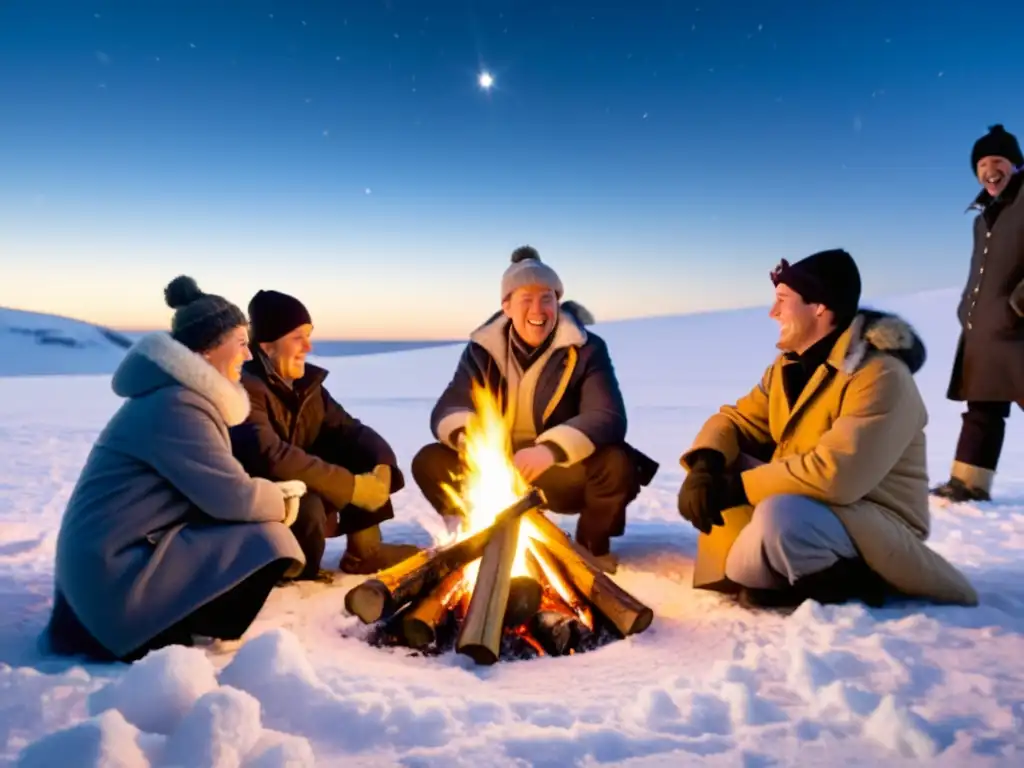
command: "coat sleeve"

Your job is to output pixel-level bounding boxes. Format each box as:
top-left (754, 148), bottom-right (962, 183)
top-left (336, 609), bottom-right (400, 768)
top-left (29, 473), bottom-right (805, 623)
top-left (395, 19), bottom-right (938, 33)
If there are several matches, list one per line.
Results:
top-left (430, 343), bottom-right (484, 448)
top-left (144, 395), bottom-right (285, 524)
top-left (535, 339), bottom-right (627, 466)
top-left (740, 356), bottom-right (921, 506)
top-left (319, 388), bottom-right (403, 490)
top-left (230, 381), bottom-right (356, 510)
top-left (680, 363), bottom-right (775, 469)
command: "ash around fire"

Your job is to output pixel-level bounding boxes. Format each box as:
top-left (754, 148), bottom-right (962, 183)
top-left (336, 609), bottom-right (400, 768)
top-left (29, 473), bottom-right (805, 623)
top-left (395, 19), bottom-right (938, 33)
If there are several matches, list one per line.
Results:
top-left (360, 605), bottom-right (620, 662)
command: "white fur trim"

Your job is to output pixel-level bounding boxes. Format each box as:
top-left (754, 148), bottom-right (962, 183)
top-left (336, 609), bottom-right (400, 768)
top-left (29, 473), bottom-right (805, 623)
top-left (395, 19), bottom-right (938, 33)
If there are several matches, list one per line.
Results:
top-left (436, 409), bottom-right (472, 448)
top-left (842, 313), bottom-right (918, 374)
top-left (470, 308), bottom-right (587, 378)
top-left (536, 423), bottom-right (596, 465)
top-left (129, 332), bottom-right (251, 426)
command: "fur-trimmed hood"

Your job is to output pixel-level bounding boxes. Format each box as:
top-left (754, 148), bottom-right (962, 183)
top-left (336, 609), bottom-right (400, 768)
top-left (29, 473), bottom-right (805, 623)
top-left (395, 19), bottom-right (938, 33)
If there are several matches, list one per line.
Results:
top-left (469, 301), bottom-right (594, 369)
top-left (112, 332), bottom-right (251, 426)
top-left (841, 309), bottom-right (926, 375)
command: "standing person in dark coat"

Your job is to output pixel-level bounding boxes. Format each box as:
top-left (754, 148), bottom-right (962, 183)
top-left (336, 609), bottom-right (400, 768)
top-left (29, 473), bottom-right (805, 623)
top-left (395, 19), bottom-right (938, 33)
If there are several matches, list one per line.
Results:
top-left (410, 247), bottom-right (659, 573)
top-left (230, 290), bottom-right (420, 579)
top-left (46, 277), bottom-right (306, 663)
top-left (932, 124), bottom-right (1024, 503)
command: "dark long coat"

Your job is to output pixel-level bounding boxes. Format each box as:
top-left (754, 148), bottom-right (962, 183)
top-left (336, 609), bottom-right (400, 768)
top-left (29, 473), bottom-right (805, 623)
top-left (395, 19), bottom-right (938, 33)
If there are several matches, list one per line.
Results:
top-left (947, 172), bottom-right (1024, 403)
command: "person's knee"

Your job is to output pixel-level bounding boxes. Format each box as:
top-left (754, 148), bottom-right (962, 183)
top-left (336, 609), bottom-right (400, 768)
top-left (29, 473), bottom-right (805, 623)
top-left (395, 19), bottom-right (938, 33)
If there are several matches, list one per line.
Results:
top-left (584, 445), bottom-right (636, 491)
top-left (411, 442), bottom-right (457, 489)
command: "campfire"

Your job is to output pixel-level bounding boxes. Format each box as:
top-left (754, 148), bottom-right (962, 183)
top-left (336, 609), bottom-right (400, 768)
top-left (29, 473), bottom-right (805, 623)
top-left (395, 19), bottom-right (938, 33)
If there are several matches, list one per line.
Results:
top-left (344, 385), bottom-right (653, 665)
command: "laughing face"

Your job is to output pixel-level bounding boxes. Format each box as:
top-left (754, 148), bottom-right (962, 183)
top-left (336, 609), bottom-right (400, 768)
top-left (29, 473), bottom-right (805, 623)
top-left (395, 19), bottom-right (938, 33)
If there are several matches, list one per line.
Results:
top-left (977, 155), bottom-right (1015, 198)
top-left (503, 284), bottom-right (558, 347)
top-left (260, 323), bottom-right (313, 383)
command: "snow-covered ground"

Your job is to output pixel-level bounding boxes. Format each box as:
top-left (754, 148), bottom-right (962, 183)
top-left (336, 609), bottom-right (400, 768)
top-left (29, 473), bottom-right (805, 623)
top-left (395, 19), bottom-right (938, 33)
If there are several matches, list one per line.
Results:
top-left (0, 307), bottom-right (131, 377)
top-left (1, 289), bottom-right (1022, 767)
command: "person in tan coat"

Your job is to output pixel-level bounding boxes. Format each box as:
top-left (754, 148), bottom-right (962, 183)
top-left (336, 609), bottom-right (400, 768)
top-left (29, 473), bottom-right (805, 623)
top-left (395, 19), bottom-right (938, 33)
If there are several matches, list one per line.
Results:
top-left (678, 249), bottom-right (979, 609)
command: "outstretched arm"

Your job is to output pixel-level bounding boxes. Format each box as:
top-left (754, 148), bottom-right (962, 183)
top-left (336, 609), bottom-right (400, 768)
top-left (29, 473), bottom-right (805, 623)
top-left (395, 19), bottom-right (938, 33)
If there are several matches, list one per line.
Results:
top-left (740, 357), bottom-right (922, 506)
top-left (681, 363), bottom-right (775, 469)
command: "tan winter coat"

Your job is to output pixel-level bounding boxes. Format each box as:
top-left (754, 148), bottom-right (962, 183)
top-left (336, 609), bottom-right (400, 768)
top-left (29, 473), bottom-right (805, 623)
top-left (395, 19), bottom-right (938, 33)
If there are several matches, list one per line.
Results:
top-left (683, 311), bottom-right (978, 606)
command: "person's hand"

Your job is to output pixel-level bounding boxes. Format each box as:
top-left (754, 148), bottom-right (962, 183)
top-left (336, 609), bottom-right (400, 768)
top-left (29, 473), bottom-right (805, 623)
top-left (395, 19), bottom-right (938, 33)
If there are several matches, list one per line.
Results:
top-left (372, 464), bottom-right (392, 492)
top-left (677, 452), bottom-right (748, 534)
top-left (275, 480), bottom-right (307, 499)
top-left (513, 445), bottom-right (556, 484)
top-left (282, 496), bottom-right (301, 527)
top-left (351, 472), bottom-right (390, 511)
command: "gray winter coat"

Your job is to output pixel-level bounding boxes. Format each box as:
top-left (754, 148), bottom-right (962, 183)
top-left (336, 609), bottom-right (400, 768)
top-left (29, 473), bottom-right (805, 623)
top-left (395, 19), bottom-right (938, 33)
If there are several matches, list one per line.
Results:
top-left (53, 333), bottom-right (305, 658)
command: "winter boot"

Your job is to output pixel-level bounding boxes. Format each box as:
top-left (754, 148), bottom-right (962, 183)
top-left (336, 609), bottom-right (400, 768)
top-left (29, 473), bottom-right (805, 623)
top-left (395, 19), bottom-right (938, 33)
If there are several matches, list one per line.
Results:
top-left (931, 461), bottom-right (994, 502)
top-left (736, 558), bottom-right (887, 611)
top-left (339, 525), bottom-right (421, 575)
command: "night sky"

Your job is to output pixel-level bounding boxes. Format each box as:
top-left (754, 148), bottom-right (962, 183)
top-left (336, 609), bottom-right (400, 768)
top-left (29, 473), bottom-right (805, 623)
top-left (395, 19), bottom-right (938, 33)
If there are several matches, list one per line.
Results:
top-left (2, 1), bottom-right (1022, 338)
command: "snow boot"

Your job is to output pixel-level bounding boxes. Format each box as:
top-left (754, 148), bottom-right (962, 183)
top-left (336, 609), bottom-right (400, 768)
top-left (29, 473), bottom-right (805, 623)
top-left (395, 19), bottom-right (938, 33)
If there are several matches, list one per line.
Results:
top-left (339, 525), bottom-right (420, 575)
top-left (930, 477), bottom-right (991, 503)
top-left (737, 557), bottom-right (887, 611)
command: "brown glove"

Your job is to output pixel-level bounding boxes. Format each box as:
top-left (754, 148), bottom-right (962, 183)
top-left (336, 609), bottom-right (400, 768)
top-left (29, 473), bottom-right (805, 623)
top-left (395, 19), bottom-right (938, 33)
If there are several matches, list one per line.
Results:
top-left (1010, 279), bottom-right (1024, 318)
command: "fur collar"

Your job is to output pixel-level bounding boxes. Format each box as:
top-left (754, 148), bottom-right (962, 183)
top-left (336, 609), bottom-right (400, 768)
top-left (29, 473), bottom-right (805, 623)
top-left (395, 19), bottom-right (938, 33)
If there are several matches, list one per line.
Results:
top-left (113, 332), bottom-right (251, 426)
top-left (835, 310), bottom-right (926, 375)
top-left (470, 304), bottom-right (589, 368)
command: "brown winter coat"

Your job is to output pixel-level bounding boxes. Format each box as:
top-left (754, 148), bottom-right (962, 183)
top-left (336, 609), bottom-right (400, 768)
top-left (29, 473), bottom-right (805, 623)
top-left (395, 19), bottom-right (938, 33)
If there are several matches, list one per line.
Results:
top-left (948, 171), bottom-right (1024, 402)
top-left (683, 311), bottom-right (978, 606)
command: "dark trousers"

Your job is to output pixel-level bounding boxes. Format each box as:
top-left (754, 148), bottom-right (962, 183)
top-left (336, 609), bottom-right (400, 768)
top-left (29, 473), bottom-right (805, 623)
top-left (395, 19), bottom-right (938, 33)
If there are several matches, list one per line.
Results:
top-left (290, 492), bottom-right (396, 577)
top-left (954, 401), bottom-right (1023, 470)
top-left (410, 442), bottom-right (641, 556)
top-left (47, 559), bottom-right (290, 663)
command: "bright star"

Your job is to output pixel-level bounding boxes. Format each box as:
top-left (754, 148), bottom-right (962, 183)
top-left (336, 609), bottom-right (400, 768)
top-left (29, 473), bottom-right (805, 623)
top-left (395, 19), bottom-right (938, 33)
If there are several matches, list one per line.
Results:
top-left (478, 71), bottom-right (494, 90)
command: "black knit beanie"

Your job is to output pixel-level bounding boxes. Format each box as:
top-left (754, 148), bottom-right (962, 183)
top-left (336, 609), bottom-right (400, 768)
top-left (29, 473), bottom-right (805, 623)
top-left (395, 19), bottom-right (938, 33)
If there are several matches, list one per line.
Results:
top-left (971, 124), bottom-right (1023, 172)
top-left (770, 249), bottom-right (862, 328)
top-left (164, 276), bottom-right (247, 352)
top-left (248, 289), bottom-right (313, 343)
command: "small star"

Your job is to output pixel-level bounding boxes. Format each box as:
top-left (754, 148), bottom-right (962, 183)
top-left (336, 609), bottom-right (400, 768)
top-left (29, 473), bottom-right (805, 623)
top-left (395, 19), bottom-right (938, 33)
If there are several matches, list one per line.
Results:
top-left (364, 188), bottom-right (372, 195)
top-left (478, 71), bottom-right (494, 90)
top-left (642, 112), bottom-right (648, 119)
top-left (938, 71), bottom-right (944, 77)
top-left (189, 42), bottom-right (196, 49)
top-left (322, 129), bottom-right (329, 137)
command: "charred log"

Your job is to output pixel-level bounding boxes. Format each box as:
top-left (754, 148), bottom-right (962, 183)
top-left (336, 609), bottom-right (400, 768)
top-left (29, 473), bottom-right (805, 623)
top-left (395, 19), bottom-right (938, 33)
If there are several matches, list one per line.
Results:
top-left (345, 488), bottom-right (547, 623)
top-left (529, 611), bottom-right (581, 656)
top-left (526, 510), bottom-right (653, 637)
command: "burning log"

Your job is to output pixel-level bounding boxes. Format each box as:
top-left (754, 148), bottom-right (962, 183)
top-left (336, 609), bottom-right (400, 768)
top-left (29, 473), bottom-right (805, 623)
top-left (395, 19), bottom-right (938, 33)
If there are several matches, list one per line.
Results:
top-left (400, 568), bottom-right (465, 650)
top-left (345, 488), bottom-right (547, 624)
top-left (525, 510), bottom-right (654, 637)
top-left (529, 611), bottom-right (581, 656)
top-left (503, 576), bottom-right (542, 628)
top-left (456, 515), bottom-right (523, 665)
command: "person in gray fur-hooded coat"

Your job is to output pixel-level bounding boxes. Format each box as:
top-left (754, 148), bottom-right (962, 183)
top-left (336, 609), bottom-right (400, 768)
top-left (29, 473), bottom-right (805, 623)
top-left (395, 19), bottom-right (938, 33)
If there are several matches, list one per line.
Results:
top-left (44, 277), bottom-right (306, 662)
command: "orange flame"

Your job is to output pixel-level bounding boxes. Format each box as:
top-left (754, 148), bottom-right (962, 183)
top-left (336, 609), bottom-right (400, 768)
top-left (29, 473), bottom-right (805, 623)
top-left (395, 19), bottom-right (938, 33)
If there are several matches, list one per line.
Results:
top-left (439, 383), bottom-right (594, 628)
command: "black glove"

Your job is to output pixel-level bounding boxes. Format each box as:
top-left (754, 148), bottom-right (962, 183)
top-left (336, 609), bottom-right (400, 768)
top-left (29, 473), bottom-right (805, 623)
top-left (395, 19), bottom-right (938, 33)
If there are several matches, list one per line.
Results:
top-left (677, 452), bottom-right (748, 534)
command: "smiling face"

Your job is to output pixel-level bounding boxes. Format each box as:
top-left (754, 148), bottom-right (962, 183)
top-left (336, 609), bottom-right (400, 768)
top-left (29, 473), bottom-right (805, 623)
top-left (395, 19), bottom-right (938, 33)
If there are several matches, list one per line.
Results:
top-left (769, 283), bottom-right (833, 354)
top-left (977, 155), bottom-right (1015, 198)
top-left (259, 323), bottom-right (313, 383)
top-left (502, 285), bottom-right (558, 346)
top-left (202, 325), bottom-right (252, 383)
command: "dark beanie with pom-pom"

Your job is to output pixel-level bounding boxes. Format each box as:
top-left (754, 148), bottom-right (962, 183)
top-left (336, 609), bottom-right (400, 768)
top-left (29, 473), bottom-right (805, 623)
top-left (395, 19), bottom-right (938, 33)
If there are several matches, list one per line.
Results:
top-left (971, 124), bottom-right (1023, 172)
top-left (164, 275), bottom-right (247, 352)
top-left (500, 245), bottom-right (563, 301)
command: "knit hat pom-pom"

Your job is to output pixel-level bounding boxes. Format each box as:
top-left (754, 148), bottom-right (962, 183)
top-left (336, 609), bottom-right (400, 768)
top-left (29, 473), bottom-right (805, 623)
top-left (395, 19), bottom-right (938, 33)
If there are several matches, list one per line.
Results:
top-left (989, 123), bottom-right (1007, 134)
top-left (164, 275), bottom-right (204, 309)
top-left (510, 245), bottom-right (540, 264)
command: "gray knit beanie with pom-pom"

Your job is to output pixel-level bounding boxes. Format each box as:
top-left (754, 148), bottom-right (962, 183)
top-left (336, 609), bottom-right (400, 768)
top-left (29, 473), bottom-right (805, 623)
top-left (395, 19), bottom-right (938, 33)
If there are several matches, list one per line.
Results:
top-left (164, 275), bottom-right (247, 352)
top-left (500, 245), bottom-right (563, 302)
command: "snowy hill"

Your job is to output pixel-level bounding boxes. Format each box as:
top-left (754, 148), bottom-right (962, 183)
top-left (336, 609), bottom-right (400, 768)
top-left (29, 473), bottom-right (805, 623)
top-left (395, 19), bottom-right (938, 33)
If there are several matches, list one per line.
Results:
top-left (1, 287), bottom-right (1023, 767)
top-left (0, 307), bottom-right (131, 377)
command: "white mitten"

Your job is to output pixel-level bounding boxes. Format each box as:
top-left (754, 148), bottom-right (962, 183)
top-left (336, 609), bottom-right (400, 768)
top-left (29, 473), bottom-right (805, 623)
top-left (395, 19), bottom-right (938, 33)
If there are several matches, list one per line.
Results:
top-left (275, 480), bottom-right (307, 499)
top-left (282, 496), bottom-right (301, 527)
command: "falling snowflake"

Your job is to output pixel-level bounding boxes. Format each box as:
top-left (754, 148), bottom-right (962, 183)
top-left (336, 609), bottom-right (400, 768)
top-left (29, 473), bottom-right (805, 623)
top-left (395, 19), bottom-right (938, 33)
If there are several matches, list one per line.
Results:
top-left (642, 112), bottom-right (648, 119)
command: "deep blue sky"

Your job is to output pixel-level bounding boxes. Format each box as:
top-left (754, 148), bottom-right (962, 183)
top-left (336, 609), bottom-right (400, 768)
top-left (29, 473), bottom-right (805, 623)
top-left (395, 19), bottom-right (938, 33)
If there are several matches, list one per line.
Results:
top-left (1, 1), bottom-right (1022, 338)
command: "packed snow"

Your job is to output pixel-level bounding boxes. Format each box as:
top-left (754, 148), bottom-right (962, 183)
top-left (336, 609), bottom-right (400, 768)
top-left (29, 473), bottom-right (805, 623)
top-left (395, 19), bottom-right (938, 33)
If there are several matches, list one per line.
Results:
top-left (0, 307), bottom-right (131, 377)
top-left (1, 288), bottom-right (1022, 766)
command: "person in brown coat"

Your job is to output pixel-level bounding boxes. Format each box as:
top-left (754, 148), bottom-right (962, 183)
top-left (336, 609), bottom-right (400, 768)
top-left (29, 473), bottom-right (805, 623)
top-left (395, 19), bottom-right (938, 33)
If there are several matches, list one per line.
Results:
top-left (230, 290), bottom-right (419, 579)
top-left (931, 124), bottom-right (1024, 503)
top-left (678, 249), bottom-right (978, 609)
